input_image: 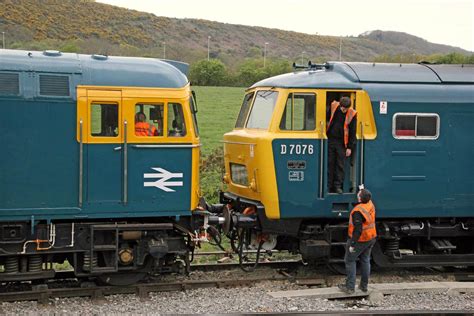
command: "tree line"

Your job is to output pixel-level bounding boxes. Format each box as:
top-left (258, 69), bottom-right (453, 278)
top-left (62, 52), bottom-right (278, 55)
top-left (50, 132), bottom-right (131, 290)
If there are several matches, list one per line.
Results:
top-left (191, 52), bottom-right (474, 87)
top-left (189, 58), bottom-right (293, 87)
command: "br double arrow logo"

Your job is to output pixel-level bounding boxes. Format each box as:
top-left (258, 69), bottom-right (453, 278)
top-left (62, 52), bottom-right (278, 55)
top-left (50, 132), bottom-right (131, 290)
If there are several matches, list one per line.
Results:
top-left (143, 167), bottom-right (183, 192)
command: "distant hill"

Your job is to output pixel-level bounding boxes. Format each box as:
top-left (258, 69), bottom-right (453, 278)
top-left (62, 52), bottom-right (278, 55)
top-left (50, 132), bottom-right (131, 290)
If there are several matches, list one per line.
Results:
top-left (0, 0), bottom-right (470, 67)
top-left (358, 30), bottom-right (466, 55)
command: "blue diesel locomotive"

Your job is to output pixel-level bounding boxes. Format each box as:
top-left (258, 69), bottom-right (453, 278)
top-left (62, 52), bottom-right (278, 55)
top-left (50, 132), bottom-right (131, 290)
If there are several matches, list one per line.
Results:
top-left (220, 62), bottom-right (474, 269)
top-left (0, 49), bottom-right (217, 284)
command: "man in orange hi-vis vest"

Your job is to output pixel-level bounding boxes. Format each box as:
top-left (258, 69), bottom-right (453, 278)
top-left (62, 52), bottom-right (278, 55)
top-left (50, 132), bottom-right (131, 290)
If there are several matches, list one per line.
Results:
top-left (135, 112), bottom-right (159, 136)
top-left (338, 188), bottom-right (377, 294)
top-left (326, 96), bottom-right (357, 194)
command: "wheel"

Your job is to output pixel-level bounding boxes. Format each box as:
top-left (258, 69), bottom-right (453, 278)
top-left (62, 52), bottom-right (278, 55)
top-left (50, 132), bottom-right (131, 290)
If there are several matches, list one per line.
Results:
top-left (97, 272), bottom-right (147, 286)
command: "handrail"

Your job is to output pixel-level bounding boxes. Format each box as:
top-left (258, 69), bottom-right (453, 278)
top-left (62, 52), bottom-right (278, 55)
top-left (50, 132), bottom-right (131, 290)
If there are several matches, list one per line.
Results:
top-left (319, 121), bottom-right (324, 199)
top-left (359, 122), bottom-right (364, 186)
top-left (123, 120), bottom-right (128, 205)
top-left (221, 140), bottom-right (257, 146)
top-left (79, 119), bottom-right (83, 207)
top-left (131, 144), bottom-right (201, 148)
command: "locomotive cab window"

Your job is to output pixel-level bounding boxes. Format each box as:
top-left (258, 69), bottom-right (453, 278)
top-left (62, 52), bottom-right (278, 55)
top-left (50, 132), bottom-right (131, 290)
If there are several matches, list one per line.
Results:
top-left (90, 103), bottom-right (118, 137)
top-left (393, 113), bottom-right (439, 139)
top-left (280, 93), bottom-right (316, 131)
top-left (246, 90), bottom-right (279, 129)
top-left (135, 103), bottom-right (163, 137)
top-left (168, 103), bottom-right (187, 137)
top-left (235, 92), bottom-right (254, 128)
top-left (190, 96), bottom-right (199, 137)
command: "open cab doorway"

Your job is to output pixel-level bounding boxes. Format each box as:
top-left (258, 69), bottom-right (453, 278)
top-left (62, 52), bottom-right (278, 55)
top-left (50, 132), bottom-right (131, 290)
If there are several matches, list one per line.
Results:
top-left (325, 91), bottom-right (358, 195)
top-left (320, 90), bottom-right (377, 214)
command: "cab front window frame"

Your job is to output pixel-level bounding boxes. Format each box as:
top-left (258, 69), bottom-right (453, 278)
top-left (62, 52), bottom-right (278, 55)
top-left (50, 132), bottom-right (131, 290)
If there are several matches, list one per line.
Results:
top-left (245, 90), bottom-right (279, 130)
top-left (279, 92), bottom-right (317, 132)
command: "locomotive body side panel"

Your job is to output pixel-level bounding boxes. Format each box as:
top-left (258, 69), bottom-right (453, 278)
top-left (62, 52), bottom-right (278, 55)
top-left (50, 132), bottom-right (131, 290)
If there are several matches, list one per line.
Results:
top-left (0, 97), bottom-right (79, 212)
top-left (363, 83), bottom-right (474, 218)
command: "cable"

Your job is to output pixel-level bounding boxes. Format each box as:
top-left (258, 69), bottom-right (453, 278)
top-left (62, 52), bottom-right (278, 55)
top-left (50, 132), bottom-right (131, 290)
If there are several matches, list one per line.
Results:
top-left (238, 229), bottom-right (264, 272)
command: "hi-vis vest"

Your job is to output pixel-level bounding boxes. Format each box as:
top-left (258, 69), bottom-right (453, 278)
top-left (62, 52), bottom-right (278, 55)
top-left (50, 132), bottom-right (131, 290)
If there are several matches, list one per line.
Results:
top-left (348, 200), bottom-right (377, 242)
top-left (135, 122), bottom-right (157, 136)
top-left (327, 103), bottom-right (357, 148)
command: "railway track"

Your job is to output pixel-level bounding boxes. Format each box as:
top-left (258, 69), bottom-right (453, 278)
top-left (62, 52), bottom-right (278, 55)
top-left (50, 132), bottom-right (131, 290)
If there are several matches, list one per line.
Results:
top-left (0, 259), bottom-right (305, 303)
top-left (0, 276), bottom-right (295, 304)
top-left (0, 256), bottom-right (472, 304)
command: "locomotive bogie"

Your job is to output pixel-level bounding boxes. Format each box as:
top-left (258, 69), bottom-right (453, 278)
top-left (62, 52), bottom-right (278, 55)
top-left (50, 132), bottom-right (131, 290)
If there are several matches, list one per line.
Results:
top-left (0, 219), bottom-right (197, 281)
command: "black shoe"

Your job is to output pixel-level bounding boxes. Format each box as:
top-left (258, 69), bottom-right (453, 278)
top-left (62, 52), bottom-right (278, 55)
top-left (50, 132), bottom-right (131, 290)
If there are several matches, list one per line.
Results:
top-left (337, 284), bottom-right (354, 294)
top-left (358, 285), bottom-right (368, 293)
top-left (335, 188), bottom-right (343, 194)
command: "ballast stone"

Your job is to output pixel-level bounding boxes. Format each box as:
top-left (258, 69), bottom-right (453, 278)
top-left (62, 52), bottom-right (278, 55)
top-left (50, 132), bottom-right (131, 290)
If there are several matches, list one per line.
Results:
top-left (268, 281), bottom-right (474, 299)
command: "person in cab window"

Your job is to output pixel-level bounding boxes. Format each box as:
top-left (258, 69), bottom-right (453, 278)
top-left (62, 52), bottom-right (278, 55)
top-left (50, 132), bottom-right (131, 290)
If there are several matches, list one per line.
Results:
top-left (326, 96), bottom-right (357, 194)
top-left (338, 188), bottom-right (377, 294)
top-left (135, 112), bottom-right (158, 136)
top-left (168, 119), bottom-right (184, 137)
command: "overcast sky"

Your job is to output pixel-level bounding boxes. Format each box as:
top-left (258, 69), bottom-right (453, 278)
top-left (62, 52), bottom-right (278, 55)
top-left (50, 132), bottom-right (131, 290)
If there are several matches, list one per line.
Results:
top-left (98, 0), bottom-right (473, 52)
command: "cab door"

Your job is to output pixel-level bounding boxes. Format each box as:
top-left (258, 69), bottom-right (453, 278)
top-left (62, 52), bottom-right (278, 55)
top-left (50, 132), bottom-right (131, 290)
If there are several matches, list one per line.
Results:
top-left (124, 98), bottom-right (194, 215)
top-left (85, 89), bottom-right (123, 205)
top-left (320, 90), bottom-right (376, 213)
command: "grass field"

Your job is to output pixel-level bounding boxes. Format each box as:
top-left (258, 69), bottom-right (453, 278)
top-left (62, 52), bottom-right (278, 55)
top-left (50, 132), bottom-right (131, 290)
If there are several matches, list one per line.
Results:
top-left (192, 86), bottom-right (245, 203)
top-left (193, 86), bottom-right (245, 154)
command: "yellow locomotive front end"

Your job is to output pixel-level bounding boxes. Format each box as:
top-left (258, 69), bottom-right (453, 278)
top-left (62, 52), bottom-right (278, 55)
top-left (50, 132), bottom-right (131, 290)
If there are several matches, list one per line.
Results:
top-left (222, 84), bottom-right (375, 221)
top-left (222, 88), bottom-right (328, 220)
top-left (219, 65), bottom-right (377, 266)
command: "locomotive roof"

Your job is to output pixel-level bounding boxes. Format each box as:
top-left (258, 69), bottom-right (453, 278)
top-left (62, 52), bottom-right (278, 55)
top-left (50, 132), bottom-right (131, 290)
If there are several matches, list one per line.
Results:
top-left (0, 49), bottom-right (189, 89)
top-left (251, 62), bottom-right (474, 89)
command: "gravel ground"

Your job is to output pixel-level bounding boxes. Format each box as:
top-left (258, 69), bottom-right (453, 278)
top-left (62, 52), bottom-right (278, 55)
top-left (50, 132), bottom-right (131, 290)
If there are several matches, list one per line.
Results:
top-left (1, 267), bottom-right (474, 314)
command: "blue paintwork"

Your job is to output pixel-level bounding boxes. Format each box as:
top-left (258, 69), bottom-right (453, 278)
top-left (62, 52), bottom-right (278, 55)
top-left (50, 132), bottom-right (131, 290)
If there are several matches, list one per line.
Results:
top-left (127, 146), bottom-right (192, 213)
top-left (252, 62), bottom-right (473, 90)
top-left (272, 139), bottom-right (320, 218)
top-left (266, 62), bottom-right (473, 219)
top-left (87, 144), bottom-right (122, 203)
top-left (252, 63), bottom-right (361, 90)
top-left (0, 49), bottom-right (189, 101)
top-left (272, 139), bottom-right (360, 219)
top-left (0, 50), bottom-right (192, 222)
top-left (0, 99), bottom-right (78, 210)
top-left (363, 95), bottom-right (473, 218)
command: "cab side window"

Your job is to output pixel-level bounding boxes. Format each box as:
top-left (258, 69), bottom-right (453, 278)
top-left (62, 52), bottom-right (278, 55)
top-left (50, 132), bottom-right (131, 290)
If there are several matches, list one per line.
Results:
top-left (90, 103), bottom-right (118, 137)
top-left (168, 103), bottom-right (187, 137)
top-left (280, 93), bottom-right (316, 131)
top-left (135, 103), bottom-right (164, 137)
top-left (393, 113), bottom-right (439, 139)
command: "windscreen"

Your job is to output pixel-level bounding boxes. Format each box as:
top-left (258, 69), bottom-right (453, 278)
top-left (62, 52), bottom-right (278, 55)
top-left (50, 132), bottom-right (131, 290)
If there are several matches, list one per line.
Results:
top-left (235, 92), bottom-right (254, 128)
top-left (246, 90), bottom-right (279, 129)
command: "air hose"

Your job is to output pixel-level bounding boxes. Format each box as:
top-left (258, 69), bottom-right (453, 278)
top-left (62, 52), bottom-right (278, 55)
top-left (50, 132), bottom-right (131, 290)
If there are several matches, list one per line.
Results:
top-left (237, 228), bottom-right (264, 272)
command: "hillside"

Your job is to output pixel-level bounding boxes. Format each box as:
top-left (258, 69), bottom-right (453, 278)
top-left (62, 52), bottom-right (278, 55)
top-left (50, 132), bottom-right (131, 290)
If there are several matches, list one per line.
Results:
top-left (0, 0), bottom-right (469, 67)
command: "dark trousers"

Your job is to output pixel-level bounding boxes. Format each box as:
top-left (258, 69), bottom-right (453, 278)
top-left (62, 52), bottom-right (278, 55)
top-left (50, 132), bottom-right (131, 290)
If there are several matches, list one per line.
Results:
top-left (344, 239), bottom-right (376, 290)
top-left (328, 141), bottom-right (346, 190)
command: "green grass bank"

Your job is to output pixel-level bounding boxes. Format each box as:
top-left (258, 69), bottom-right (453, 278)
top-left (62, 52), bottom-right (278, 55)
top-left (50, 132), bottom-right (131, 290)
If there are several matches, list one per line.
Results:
top-left (192, 86), bottom-right (245, 203)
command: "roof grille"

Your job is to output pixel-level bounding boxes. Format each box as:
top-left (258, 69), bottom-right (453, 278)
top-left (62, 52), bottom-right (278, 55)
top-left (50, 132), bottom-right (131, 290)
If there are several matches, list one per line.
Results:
top-left (39, 74), bottom-right (70, 96)
top-left (0, 72), bottom-right (20, 95)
